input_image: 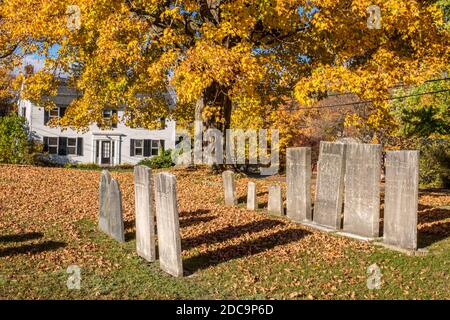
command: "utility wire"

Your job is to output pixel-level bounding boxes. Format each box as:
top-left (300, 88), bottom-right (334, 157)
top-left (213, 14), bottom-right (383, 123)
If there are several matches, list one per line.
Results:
top-left (282, 89), bottom-right (450, 111)
top-left (326, 77), bottom-right (450, 97)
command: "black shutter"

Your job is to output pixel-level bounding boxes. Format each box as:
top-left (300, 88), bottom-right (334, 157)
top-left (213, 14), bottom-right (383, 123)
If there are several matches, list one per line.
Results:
top-left (159, 140), bottom-right (165, 152)
top-left (59, 107), bottom-right (67, 118)
top-left (58, 137), bottom-right (67, 156)
top-left (44, 110), bottom-right (49, 125)
top-left (77, 138), bottom-right (83, 156)
top-left (112, 110), bottom-right (118, 128)
top-left (43, 137), bottom-right (49, 152)
top-left (130, 139), bottom-right (135, 156)
top-left (143, 140), bottom-right (151, 157)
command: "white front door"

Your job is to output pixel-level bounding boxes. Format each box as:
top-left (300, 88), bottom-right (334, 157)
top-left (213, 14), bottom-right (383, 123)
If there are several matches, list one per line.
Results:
top-left (94, 136), bottom-right (122, 166)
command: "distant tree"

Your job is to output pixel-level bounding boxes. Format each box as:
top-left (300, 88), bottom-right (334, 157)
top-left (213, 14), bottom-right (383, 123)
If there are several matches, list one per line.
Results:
top-left (392, 79), bottom-right (450, 139)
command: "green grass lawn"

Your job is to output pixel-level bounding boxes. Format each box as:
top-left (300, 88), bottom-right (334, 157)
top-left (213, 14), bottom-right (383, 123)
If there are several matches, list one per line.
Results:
top-left (0, 165), bottom-right (449, 299)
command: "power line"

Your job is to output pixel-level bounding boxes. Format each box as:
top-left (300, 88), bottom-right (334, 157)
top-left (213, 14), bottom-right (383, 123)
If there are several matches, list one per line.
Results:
top-left (282, 89), bottom-right (450, 111)
top-left (326, 77), bottom-right (450, 97)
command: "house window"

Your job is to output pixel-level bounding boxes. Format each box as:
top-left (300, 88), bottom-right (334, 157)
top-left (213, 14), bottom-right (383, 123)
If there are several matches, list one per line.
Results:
top-left (48, 137), bottom-right (58, 155)
top-left (67, 138), bottom-right (77, 155)
top-left (49, 108), bottom-right (59, 120)
top-left (151, 140), bottom-right (159, 156)
top-left (44, 137), bottom-right (83, 156)
top-left (103, 109), bottom-right (118, 128)
top-left (131, 139), bottom-right (163, 157)
top-left (21, 107), bottom-right (26, 117)
top-left (44, 106), bottom-right (66, 125)
top-left (134, 139), bottom-right (143, 156)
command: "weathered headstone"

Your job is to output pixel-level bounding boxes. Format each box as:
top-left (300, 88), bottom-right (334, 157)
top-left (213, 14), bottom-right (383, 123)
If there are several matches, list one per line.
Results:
top-left (247, 182), bottom-right (257, 210)
top-left (343, 144), bottom-right (382, 238)
top-left (383, 151), bottom-right (419, 250)
top-left (222, 170), bottom-right (237, 206)
top-left (134, 165), bottom-right (156, 262)
top-left (314, 142), bottom-right (346, 230)
top-left (155, 173), bottom-right (183, 277)
top-left (109, 179), bottom-right (125, 243)
top-left (286, 147), bottom-right (312, 222)
top-left (98, 170), bottom-right (111, 234)
top-left (268, 185), bottom-right (283, 216)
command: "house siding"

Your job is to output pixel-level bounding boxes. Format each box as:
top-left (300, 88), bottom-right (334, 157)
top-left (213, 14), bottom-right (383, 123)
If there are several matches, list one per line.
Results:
top-left (19, 97), bottom-right (176, 165)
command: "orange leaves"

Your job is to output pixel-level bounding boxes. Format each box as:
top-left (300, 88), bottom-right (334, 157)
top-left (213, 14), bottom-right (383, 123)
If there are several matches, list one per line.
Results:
top-left (1, 164), bottom-right (449, 298)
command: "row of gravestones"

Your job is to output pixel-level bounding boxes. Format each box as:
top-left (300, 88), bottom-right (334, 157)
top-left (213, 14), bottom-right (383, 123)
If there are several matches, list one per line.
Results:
top-left (98, 167), bottom-right (183, 277)
top-left (223, 141), bottom-right (419, 252)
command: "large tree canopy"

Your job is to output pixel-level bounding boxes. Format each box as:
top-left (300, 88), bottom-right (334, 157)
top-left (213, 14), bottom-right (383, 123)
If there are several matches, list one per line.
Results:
top-left (0, 0), bottom-right (448, 134)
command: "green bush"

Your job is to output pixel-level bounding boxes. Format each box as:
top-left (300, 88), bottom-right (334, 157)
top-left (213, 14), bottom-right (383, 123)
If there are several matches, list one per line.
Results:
top-left (418, 139), bottom-right (450, 188)
top-left (64, 162), bottom-right (101, 170)
top-left (0, 113), bottom-right (36, 164)
top-left (63, 162), bottom-right (134, 171)
top-left (138, 149), bottom-right (174, 169)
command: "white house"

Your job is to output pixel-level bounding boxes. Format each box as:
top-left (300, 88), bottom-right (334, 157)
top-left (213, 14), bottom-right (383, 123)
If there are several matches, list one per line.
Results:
top-left (18, 81), bottom-right (177, 166)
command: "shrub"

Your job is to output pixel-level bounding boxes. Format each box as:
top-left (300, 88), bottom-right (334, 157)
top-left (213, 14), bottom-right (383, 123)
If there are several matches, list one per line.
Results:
top-left (0, 113), bottom-right (36, 164)
top-left (138, 149), bottom-right (174, 169)
top-left (32, 153), bottom-right (61, 167)
top-left (64, 162), bottom-right (101, 170)
top-left (418, 139), bottom-right (450, 188)
top-left (63, 162), bottom-right (135, 171)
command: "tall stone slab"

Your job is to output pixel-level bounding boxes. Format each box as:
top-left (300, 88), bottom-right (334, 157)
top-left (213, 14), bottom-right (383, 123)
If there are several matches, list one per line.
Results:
top-left (384, 151), bottom-right (419, 250)
top-left (247, 182), bottom-right (257, 210)
top-left (109, 179), bottom-right (125, 243)
top-left (155, 173), bottom-right (183, 277)
top-left (98, 170), bottom-right (111, 234)
top-left (286, 147), bottom-right (312, 222)
top-left (268, 185), bottom-right (283, 216)
top-left (222, 170), bottom-right (237, 206)
top-left (134, 166), bottom-right (156, 262)
top-left (343, 144), bottom-right (382, 238)
top-left (314, 142), bottom-right (346, 230)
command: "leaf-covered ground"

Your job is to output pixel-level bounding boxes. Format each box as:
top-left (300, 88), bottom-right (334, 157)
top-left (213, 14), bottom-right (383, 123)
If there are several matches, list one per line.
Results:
top-left (0, 164), bottom-right (449, 299)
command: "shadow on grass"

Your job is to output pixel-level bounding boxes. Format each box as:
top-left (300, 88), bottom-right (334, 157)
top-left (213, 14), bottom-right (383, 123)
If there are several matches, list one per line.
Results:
top-left (0, 241), bottom-right (66, 258)
top-left (182, 219), bottom-right (285, 251)
top-left (123, 220), bottom-right (136, 241)
top-left (258, 202), bottom-right (268, 209)
top-left (0, 232), bottom-right (43, 243)
top-left (237, 192), bottom-right (267, 204)
top-left (183, 228), bottom-right (311, 274)
top-left (418, 204), bottom-right (450, 248)
top-left (180, 209), bottom-right (211, 218)
top-left (180, 216), bottom-right (216, 228)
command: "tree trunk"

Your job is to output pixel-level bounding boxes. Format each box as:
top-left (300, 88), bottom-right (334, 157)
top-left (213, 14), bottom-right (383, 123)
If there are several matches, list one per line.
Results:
top-left (195, 82), bottom-right (232, 170)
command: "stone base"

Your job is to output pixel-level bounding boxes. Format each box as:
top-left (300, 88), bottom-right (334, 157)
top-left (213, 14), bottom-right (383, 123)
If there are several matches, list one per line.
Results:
top-left (298, 220), bottom-right (337, 233)
top-left (373, 241), bottom-right (429, 256)
top-left (336, 231), bottom-right (381, 242)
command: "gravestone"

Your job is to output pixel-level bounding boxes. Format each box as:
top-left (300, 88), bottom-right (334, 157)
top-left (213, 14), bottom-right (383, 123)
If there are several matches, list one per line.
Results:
top-left (384, 151), bottom-right (419, 250)
top-left (134, 165), bottom-right (156, 262)
top-left (286, 147), bottom-right (312, 222)
top-left (155, 173), bottom-right (183, 277)
top-left (98, 170), bottom-right (111, 234)
top-left (222, 170), bottom-right (237, 206)
top-left (268, 185), bottom-right (283, 216)
top-left (343, 144), bottom-right (382, 238)
top-left (314, 142), bottom-right (346, 230)
top-left (247, 182), bottom-right (257, 210)
top-left (109, 179), bottom-right (125, 243)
